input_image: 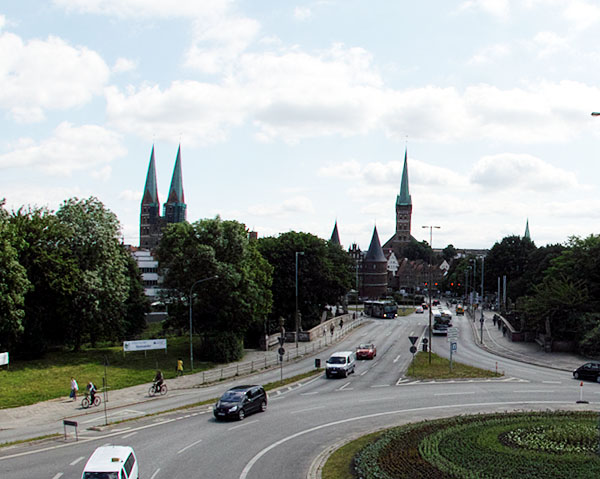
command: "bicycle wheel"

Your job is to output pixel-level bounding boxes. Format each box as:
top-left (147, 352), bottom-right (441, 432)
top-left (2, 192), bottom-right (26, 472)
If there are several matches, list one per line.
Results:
top-left (148, 385), bottom-right (155, 397)
top-left (81, 397), bottom-right (90, 409)
top-left (93, 396), bottom-right (101, 407)
top-left (159, 384), bottom-right (168, 395)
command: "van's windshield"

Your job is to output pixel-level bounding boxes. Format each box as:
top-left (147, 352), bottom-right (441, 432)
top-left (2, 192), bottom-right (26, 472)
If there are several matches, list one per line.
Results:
top-left (328, 357), bottom-right (346, 364)
top-left (83, 473), bottom-right (119, 479)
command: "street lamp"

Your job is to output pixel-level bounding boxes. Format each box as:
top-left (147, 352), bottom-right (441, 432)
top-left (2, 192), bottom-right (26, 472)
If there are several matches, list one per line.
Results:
top-left (189, 275), bottom-right (218, 371)
top-left (422, 225), bottom-right (440, 365)
top-left (480, 256), bottom-right (485, 343)
top-left (295, 251), bottom-right (304, 349)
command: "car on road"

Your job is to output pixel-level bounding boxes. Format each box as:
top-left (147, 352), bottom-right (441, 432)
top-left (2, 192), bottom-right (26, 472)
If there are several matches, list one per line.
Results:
top-left (213, 385), bottom-right (267, 421)
top-left (455, 304), bottom-right (464, 315)
top-left (326, 351), bottom-right (356, 378)
top-left (415, 306), bottom-right (424, 314)
top-left (81, 445), bottom-right (138, 479)
top-left (356, 343), bottom-right (377, 360)
top-left (572, 361), bottom-right (600, 382)
top-left (432, 322), bottom-right (448, 335)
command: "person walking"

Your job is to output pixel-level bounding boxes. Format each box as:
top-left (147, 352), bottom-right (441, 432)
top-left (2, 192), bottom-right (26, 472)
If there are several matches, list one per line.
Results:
top-left (70, 377), bottom-right (78, 401)
top-left (176, 358), bottom-right (184, 376)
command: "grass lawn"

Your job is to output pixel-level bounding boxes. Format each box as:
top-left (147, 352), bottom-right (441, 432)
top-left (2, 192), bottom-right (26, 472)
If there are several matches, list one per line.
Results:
top-left (0, 334), bottom-right (213, 409)
top-left (406, 351), bottom-right (503, 379)
top-left (322, 431), bottom-right (382, 479)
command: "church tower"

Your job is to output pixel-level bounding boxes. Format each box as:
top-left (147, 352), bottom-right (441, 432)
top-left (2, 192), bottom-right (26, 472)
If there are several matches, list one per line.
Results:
top-left (330, 221), bottom-right (341, 246)
top-left (383, 148), bottom-right (412, 256)
top-left (361, 226), bottom-right (388, 298)
top-left (140, 146), bottom-right (162, 250)
top-left (163, 145), bottom-right (187, 224)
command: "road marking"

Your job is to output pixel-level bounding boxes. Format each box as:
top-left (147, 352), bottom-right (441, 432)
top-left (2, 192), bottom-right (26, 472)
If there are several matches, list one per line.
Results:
top-left (393, 355), bottom-right (401, 363)
top-left (542, 381), bottom-right (561, 384)
top-left (371, 384), bottom-right (390, 388)
top-left (69, 456), bottom-right (85, 466)
top-left (434, 392), bottom-right (476, 396)
top-left (300, 391), bottom-right (319, 396)
top-left (122, 431), bottom-right (138, 439)
top-left (513, 390), bottom-right (555, 393)
top-left (52, 474), bottom-right (63, 479)
top-left (358, 397), bottom-right (394, 403)
top-left (291, 406), bottom-right (326, 414)
top-left (360, 370), bottom-right (368, 376)
top-left (150, 469), bottom-right (160, 479)
top-left (228, 420), bottom-right (259, 431)
top-left (177, 439), bottom-right (203, 454)
top-left (338, 382), bottom-right (352, 390)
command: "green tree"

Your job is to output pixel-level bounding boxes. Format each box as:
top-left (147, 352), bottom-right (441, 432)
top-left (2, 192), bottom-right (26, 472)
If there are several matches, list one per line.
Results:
top-left (257, 231), bottom-right (354, 333)
top-left (442, 244), bottom-right (457, 262)
top-left (0, 201), bottom-right (30, 351)
top-left (156, 217), bottom-right (273, 351)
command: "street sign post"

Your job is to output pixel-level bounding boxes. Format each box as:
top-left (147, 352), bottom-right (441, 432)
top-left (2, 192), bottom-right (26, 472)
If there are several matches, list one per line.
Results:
top-left (449, 341), bottom-right (457, 371)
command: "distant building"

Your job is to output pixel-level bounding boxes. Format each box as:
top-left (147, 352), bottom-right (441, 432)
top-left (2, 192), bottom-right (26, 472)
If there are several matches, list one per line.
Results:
top-left (360, 226), bottom-right (388, 298)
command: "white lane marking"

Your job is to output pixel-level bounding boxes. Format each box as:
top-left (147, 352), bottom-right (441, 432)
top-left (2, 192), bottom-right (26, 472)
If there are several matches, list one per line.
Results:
top-left (371, 384), bottom-right (390, 388)
top-left (338, 382), bottom-right (352, 390)
top-left (239, 400), bottom-right (576, 479)
top-left (300, 391), bottom-right (319, 396)
top-left (393, 355), bottom-right (401, 363)
top-left (122, 431), bottom-right (138, 439)
top-left (69, 456), bottom-right (85, 466)
top-left (177, 439), bottom-right (203, 454)
top-left (513, 390), bottom-right (555, 393)
top-left (434, 392), bottom-right (476, 396)
top-left (360, 370), bottom-right (368, 376)
top-left (52, 473), bottom-right (64, 479)
top-left (291, 406), bottom-right (326, 414)
top-left (542, 381), bottom-right (561, 384)
top-left (228, 419), bottom-right (259, 431)
top-left (358, 397), bottom-right (394, 403)
top-left (150, 468), bottom-right (161, 479)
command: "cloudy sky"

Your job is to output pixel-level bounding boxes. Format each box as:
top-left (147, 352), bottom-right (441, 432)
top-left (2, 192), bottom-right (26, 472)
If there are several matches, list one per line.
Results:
top-left (2, 0), bottom-right (600, 251)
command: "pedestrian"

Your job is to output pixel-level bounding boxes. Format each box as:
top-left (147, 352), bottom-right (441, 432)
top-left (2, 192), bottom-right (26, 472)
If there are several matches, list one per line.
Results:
top-left (339, 319), bottom-right (344, 329)
top-left (176, 358), bottom-right (184, 376)
top-left (70, 377), bottom-right (78, 401)
top-left (330, 324), bottom-right (334, 335)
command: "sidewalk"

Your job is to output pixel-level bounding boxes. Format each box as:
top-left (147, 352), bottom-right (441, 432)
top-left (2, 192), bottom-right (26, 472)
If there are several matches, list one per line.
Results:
top-left (466, 309), bottom-right (586, 372)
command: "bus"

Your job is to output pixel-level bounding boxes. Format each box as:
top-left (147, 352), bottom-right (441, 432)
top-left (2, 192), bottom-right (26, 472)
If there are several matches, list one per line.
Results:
top-left (363, 300), bottom-right (398, 319)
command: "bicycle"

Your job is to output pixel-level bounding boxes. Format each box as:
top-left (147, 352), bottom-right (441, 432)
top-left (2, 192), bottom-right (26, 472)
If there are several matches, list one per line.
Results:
top-left (148, 382), bottom-right (168, 397)
top-left (81, 393), bottom-right (101, 409)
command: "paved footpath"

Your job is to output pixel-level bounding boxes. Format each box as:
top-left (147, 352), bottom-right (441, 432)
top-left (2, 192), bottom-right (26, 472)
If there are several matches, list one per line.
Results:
top-left (0, 310), bottom-right (590, 445)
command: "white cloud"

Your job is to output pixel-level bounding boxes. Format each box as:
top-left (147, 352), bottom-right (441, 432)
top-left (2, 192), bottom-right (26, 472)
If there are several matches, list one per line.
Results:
top-left (247, 196), bottom-right (315, 217)
top-left (0, 122), bottom-right (126, 175)
top-left (468, 43), bottom-right (511, 64)
top-left (113, 57), bottom-right (137, 73)
top-left (118, 189), bottom-right (142, 202)
top-left (459, 0), bottom-right (510, 19)
top-left (469, 153), bottom-right (579, 191)
top-left (0, 32), bottom-right (110, 122)
top-left (563, 0), bottom-right (600, 31)
top-left (294, 7), bottom-right (312, 21)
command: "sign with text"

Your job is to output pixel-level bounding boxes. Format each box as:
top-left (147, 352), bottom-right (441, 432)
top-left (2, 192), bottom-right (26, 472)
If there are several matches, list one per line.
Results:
top-left (123, 339), bottom-right (167, 352)
top-left (0, 352), bottom-right (8, 366)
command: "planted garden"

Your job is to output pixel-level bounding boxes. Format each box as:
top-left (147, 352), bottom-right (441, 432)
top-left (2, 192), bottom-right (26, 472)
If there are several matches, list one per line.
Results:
top-left (352, 411), bottom-right (600, 479)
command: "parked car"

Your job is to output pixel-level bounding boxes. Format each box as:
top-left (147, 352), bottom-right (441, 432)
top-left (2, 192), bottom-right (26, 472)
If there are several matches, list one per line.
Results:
top-left (213, 385), bottom-right (267, 420)
top-left (572, 362), bottom-right (600, 382)
top-left (356, 343), bottom-right (377, 360)
top-left (415, 306), bottom-right (424, 314)
top-left (326, 351), bottom-right (356, 378)
top-left (81, 445), bottom-right (138, 479)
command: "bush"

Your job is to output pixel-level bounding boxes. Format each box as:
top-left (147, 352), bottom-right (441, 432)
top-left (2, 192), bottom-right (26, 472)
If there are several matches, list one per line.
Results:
top-left (578, 322), bottom-right (600, 357)
top-left (200, 331), bottom-right (243, 363)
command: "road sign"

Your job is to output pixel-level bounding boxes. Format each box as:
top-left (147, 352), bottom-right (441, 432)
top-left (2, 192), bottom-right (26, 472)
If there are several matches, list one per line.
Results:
top-left (409, 345), bottom-right (417, 354)
top-left (480, 317), bottom-right (484, 323)
top-left (447, 327), bottom-right (458, 334)
top-left (278, 347), bottom-right (285, 356)
top-left (408, 336), bottom-right (418, 345)
top-left (278, 336), bottom-right (285, 346)
top-left (451, 342), bottom-right (457, 352)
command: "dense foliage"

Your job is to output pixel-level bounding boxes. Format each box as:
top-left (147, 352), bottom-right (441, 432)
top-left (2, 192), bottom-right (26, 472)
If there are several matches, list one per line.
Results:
top-left (354, 411), bottom-right (600, 479)
top-left (257, 231), bottom-right (354, 334)
top-left (0, 198), bottom-right (149, 356)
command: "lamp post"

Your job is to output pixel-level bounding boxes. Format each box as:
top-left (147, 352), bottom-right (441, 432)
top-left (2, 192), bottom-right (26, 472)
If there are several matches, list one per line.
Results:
top-left (189, 275), bottom-right (218, 372)
top-left (422, 225), bottom-right (440, 365)
top-left (295, 251), bottom-right (304, 349)
top-left (480, 256), bottom-right (485, 343)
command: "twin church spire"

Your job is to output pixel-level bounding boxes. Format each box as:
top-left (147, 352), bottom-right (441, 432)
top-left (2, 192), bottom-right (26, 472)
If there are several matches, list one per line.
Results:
top-left (140, 145), bottom-right (187, 250)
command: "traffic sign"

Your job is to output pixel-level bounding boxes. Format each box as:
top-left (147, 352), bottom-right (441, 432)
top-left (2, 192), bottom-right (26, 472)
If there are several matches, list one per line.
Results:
top-left (278, 347), bottom-right (285, 356)
top-left (278, 336), bottom-right (285, 346)
top-left (451, 342), bottom-right (457, 352)
top-left (408, 336), bottom-right (418, 345)
top-left (409, 346), bottom-right (417, 354)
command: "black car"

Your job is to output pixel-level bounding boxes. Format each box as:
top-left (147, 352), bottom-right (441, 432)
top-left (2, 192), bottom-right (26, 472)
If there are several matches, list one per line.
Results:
top-left (572, 361), bottom-right (600, 383)
top-left (213, 385), bottom-right (267, 420)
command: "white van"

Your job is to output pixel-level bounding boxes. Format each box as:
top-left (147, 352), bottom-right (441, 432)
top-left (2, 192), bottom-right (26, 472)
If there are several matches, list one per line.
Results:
top-left (325, 351), bottom-right (356, 378)
top-left (81, 445), bottom-right (138, 479)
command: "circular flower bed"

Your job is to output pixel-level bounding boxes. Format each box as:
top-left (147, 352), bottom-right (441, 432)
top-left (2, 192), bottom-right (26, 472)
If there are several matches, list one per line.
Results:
top-left (354, 411), bottom-right (600, 479)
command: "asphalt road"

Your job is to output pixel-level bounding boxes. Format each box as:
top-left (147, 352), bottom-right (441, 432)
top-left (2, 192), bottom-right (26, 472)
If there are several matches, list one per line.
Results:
top-left (1, 311), bottom-right (598, 479)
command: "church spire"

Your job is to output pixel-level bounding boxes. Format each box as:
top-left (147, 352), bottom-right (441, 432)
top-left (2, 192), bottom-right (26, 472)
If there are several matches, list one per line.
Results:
top-left (142, 145), bottom-right (159, 206)
top-left (365, 226), bottom-right (386, 262)
top-left (163, 145), bottom-right (187, 224)
top-left (524, 219), bottom-right (531, 240)
top-left (330, 221), bottom-right (341, 246)
top-left (140, 145), bottom-right (161, 249)
top-left (396, 148), bottom-right (411, 206)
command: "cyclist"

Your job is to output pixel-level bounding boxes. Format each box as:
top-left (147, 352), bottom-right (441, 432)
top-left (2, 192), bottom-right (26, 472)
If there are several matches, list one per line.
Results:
top-left (86, 381), bottom-right (97, 405)
top-left (153, 370), bottom-right (164, 393)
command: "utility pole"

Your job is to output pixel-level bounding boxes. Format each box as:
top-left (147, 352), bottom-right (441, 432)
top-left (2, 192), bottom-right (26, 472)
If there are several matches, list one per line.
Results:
top-left (422, 225), bottom-right (440, 365)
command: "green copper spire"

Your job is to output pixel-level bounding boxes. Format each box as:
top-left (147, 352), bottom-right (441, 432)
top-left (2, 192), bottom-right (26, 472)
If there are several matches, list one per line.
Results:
top-left (330, 221), bottom-right (340, 245)
top-left (524, 219), bottom-right (531, 240)
top-left (167, 145), bottom-right (185, 204)
top-left (142, 145), bottom-right (159, 206)
top-left (396, 148), bottom-right (411, 206)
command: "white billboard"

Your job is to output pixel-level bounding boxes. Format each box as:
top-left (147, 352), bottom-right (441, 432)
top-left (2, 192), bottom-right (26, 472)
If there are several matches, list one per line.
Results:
top-left (0, 352), bottom-right (8, 366)
top-left (123, 339), bottom-right (167, 352)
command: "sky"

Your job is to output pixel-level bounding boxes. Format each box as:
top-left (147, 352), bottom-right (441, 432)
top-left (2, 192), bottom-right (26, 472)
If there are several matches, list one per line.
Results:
top-left (2, 0), bottom-right (600, 252)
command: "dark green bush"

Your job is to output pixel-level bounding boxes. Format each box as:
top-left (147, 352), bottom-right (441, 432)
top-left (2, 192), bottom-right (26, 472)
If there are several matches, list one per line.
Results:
top-left (200, 331), bottom-right (243, 363)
